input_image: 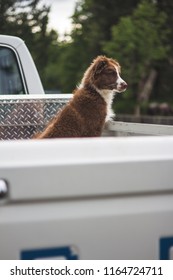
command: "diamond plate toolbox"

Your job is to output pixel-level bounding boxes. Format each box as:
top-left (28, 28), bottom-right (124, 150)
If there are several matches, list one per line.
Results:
top-left (0, 96), bottom-right (70, 140)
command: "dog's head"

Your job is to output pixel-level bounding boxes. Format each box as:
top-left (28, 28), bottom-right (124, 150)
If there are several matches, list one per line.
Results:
top-left (82, 55), bottom-right (127, 93)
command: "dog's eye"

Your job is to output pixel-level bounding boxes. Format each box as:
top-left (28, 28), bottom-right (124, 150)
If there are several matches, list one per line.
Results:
top-left (107, 69), bottom-right (116, 75)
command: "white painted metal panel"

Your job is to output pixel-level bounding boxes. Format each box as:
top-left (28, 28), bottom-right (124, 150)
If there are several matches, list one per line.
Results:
top-left (0, 137), bottom-right (173, 201)
top-left (0, 193), bottom-right (173, 259)
top-left (108, 121), bottom-right (173, 136)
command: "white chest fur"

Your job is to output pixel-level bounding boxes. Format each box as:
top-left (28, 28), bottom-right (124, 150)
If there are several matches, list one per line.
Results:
top-left (97, 89), bottom-right (115, 121)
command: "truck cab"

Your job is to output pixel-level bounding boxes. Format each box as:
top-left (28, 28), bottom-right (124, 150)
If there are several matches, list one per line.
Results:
top-left (0, 35), bottom-right (44, 95)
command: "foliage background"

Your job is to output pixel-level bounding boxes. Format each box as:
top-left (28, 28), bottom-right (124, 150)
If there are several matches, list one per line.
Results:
top-left (0, 0), bottom-right (173, 115)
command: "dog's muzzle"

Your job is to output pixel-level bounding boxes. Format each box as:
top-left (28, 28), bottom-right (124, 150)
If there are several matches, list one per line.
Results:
top-left (109, 82), bottom-right (128, 92)
top-left (118, 82), bottom-right (128, 92)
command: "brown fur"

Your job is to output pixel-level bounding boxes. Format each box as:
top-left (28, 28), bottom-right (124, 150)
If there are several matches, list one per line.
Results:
top-left (34, 55), bottom-right (126, 139)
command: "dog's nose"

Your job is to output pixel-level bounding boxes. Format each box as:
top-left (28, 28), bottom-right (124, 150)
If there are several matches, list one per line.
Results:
top-left (120, 82), bottom-right (128, 90)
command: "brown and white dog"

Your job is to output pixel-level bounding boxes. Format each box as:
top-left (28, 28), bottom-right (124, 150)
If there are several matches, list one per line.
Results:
top-left (34, 55), bottom-right (127, 139)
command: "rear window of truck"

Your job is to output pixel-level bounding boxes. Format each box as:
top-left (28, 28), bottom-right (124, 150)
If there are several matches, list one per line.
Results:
top-left (0, 46), bottom-right (25, 95)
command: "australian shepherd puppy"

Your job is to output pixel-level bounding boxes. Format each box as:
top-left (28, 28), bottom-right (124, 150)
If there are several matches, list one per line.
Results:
top-left (34, 55), bottom-right (127, 139)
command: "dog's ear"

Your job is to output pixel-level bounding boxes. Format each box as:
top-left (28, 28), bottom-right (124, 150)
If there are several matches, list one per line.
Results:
top-left (93, 57), bottom-right (108, 77)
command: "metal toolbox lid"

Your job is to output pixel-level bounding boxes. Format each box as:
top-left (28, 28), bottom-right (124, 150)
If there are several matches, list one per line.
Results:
top-left (0, 95), bottom-right (71, 140)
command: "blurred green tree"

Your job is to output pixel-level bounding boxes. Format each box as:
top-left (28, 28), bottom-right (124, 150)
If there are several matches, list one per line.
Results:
top-left (57, 0), bottom-right (139, 92)
top-left (151, 0), bottom-right (173, 104)
top-left (0, 0), bottom-right (61, 91)
top-left (0, 0), bottom-right (50, 47)
top-left (104, 0), bottom-right (170, 114)
top-left (72, 0), bottom-right (139, 56)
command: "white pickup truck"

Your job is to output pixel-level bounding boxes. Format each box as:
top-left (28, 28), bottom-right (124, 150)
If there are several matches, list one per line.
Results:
top-left (0, 35), bottom-right (173, 260)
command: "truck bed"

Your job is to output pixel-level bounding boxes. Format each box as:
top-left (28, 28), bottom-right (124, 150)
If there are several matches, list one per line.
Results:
top-left (0, 95), bottom-right (173, 260)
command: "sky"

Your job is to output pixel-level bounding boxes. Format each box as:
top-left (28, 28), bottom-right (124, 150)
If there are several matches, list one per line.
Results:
top-left (42, 0), bottom-right (78, 39)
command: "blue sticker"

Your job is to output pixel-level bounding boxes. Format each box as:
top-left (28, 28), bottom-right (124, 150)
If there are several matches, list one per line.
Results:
top-left (21, 246), bottom-right (79, 260)
top-left (160, 237), bottom-right (173, 260)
